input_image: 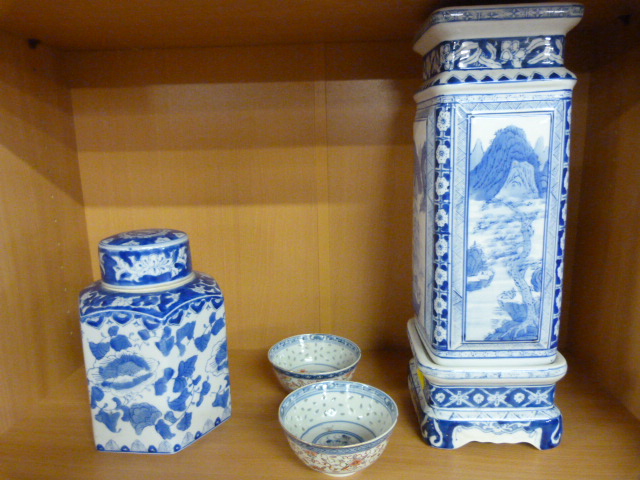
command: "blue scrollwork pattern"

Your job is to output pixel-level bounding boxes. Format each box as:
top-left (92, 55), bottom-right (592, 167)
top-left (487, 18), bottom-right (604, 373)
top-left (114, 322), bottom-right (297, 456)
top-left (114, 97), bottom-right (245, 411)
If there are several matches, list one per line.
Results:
top-left (423, 417), bottom-right (563, 450)
top-left (423, 36), bottom-right (566, 80)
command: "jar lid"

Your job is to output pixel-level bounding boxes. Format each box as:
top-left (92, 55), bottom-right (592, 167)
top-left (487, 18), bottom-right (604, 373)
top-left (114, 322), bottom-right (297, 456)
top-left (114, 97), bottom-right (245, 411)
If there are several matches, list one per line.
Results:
top-left (98, 229), bottom-right (193, 289)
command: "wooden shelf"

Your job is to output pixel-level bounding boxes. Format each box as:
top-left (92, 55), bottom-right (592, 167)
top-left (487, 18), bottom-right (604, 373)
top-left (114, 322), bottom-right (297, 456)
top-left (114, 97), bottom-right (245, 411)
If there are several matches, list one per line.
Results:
top-left (0, 1), bottom-right (639, 477)
top-left (0, 0), bottom-right (635, 51)
top-left (1, 349), bottom-right (638, 479)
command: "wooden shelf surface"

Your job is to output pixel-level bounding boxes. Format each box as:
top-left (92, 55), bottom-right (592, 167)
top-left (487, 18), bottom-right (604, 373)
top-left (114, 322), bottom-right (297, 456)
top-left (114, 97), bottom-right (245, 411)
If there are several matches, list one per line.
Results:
top-left (0, 349), bottom-right (639, 479)
top-left (0, 0), bottom-right (635, 51)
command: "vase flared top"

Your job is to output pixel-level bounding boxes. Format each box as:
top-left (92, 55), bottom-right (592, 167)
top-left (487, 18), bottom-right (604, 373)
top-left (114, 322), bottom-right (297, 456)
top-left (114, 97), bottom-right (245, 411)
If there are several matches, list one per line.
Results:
top-left (413, 2), bottom-right (584, 91)
top-left (414, 3), bottom-right (584, 55)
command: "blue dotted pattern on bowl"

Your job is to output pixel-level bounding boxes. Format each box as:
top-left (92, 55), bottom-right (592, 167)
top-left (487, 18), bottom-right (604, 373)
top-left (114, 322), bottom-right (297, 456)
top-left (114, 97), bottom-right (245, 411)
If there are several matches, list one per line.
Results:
top-left (269, 334), bottom-right (361, 379)
top-left (279, 381), bottom-right (398, 455)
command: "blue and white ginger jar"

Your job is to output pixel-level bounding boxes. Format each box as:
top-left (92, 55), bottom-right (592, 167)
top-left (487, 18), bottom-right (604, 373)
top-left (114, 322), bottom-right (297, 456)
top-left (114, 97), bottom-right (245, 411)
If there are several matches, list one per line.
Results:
top-left (79, 229), bottom-right (231, 453)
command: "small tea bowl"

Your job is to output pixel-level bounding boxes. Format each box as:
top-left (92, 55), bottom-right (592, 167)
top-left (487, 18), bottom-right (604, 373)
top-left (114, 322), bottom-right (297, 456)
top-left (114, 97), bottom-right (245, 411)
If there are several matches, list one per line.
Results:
top-left (278, 380), bottom-right (398, 476)
top-left (268, 334), bottom-right (361, 392)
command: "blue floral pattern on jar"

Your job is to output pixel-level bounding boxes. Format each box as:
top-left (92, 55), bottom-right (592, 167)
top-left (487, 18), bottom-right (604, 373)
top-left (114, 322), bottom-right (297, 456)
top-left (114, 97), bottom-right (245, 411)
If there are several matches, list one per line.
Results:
top-left (80, 272), bottom-right (231, 453)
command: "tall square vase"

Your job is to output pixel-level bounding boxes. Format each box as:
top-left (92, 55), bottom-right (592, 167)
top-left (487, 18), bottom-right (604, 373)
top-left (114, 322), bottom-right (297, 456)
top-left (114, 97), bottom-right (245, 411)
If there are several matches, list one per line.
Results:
top-left (409, 3), bottom-right (583, 449)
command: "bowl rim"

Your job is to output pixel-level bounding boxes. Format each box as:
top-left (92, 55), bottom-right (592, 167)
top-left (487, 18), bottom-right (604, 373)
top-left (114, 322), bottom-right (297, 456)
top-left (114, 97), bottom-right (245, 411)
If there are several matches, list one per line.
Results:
top-left (278, 380), bottom-right (399, 452)
top-left (268, 334), bottom-right (362, 378)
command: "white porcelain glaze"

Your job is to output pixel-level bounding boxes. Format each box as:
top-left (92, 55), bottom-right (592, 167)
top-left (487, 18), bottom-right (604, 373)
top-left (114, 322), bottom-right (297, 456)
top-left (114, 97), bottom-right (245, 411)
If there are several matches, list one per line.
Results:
top-left (268, 334), bottom-right (361, 392)
top-left (279, 381), bottom-right (398, 476)
top-left (412, 3), bottom-right (583, 367)
top-left (408, 2), bottom-right (582, 450)
top-left (408, 317), bottom-right (566, 450)
top-left (79, 229), bottom-right (231, 453)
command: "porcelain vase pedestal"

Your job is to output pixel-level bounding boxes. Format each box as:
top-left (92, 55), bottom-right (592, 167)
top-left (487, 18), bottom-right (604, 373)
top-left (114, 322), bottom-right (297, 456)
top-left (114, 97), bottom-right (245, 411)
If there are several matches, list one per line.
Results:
top-left (409, 3), bottom-right (583, 449)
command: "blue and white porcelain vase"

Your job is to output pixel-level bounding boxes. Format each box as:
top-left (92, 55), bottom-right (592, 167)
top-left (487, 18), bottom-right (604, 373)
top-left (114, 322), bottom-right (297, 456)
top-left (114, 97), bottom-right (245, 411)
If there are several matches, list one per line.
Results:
top-left (79, 229), bottom-right (231, 453)
top-left (409, 3), bottom-right (583, 449)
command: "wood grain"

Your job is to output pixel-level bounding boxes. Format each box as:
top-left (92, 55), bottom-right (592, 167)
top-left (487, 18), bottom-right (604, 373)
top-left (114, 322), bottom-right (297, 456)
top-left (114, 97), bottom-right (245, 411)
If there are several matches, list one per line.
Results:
top-left (0, 349), bottom-right (638, 480)
top-left (72, 48), bottom-right (324, 349)
top-left (69, 42), bottom-right (420, 351)
top-left (0, 2), bottom-right (638, 465)
top-left (0, 0), bottom-right (633, 51)
top-left (566, 21), bottom-right (640, 419)
top-left (0, 0), bottom-right (429, 51)
top-left (0, 31), bottom-right (91, 433)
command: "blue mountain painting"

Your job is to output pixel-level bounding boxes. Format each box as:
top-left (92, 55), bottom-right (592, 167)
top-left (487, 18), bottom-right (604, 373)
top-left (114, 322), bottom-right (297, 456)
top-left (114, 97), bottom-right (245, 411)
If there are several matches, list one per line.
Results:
top-left (465, 124), bottom-right (549, 342)
top-left (470, 125), bottom-right (548, 202)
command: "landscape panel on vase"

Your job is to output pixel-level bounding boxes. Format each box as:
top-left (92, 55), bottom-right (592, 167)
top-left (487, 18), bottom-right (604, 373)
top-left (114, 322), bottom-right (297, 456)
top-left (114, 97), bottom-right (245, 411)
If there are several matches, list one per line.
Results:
top-left (464, 113), bottom-right (552, 344)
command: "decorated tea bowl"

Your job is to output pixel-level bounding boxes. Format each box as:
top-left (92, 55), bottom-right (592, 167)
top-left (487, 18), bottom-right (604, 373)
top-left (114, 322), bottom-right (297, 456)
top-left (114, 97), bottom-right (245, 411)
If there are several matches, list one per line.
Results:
top-left (268, 334), bottom-right (361, 392)
top-left (278, 380), bottom-right (398, 476)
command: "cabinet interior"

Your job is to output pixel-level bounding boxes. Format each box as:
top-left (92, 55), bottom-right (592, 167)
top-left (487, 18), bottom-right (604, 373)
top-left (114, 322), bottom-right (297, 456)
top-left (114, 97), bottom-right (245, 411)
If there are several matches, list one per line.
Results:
top-left (0, 0), bottom-right (638, 451)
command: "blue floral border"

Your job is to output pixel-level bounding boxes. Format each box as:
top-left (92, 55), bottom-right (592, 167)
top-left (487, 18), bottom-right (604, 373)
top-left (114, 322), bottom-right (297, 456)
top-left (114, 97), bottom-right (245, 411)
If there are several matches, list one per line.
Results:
top-left (285, 429), bottom-right (392, 455)
top-left (408, 359), bottom-right (564, 450)
top-left (423, 35), bottom-right (566, 80)
top-left (280, 381), bottom-right (398, 419)
top-left (96, 414), bottom-right (231, 453)
top-left (272, 363), bottom-right (357, 380)
top-left (427, 385), bottom-right (556, 409)
top-left (269, 334), bottom-right (360, 358)
top-left (80, 273), bottom-right (223, 329)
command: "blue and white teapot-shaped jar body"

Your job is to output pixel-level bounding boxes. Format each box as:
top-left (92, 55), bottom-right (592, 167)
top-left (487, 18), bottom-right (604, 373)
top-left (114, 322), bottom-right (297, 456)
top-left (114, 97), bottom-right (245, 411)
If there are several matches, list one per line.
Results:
top-left (79, 229), bottom-right (231, 453)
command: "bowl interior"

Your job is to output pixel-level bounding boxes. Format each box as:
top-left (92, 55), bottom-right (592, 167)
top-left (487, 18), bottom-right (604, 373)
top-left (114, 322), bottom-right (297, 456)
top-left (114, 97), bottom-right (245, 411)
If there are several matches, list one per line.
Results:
top-left (270, 335), bottom-right (360, 375)
top-left (280, 381), bottom-right (397, 446)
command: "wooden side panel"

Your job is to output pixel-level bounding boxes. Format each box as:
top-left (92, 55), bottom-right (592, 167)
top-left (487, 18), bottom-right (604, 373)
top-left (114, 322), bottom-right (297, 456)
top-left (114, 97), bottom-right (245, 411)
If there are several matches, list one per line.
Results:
top-left (567, 22), bottom-right (640, 419)
top-left (0, 31), bottom-right (91, 432)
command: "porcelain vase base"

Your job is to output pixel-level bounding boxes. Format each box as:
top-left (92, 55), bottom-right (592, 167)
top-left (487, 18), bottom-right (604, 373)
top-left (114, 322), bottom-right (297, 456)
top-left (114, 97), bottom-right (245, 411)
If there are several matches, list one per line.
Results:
top-left (408, 359), bottom-right (563, 450)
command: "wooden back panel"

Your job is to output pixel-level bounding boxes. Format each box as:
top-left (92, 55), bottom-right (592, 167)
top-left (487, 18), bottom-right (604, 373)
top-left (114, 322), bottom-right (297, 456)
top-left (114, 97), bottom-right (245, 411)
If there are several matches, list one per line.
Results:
top-left (68, 42), bottom-right (421, 351)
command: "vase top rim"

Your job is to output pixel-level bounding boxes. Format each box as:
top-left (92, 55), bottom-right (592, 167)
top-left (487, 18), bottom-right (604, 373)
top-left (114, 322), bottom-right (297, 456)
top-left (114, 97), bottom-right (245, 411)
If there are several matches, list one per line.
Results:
top-left (414, 2), bottom-right (584, 55)
top-left (427, 2), bottom-right (583, 22)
